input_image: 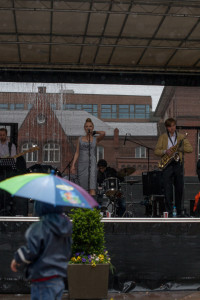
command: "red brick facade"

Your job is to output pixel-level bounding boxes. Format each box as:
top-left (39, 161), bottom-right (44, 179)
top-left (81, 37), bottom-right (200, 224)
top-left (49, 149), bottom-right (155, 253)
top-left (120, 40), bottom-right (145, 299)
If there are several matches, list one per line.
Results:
top-left (1, 86), bottom-right (200, 177)
top-left (155, 86), bottom-right (200, 177)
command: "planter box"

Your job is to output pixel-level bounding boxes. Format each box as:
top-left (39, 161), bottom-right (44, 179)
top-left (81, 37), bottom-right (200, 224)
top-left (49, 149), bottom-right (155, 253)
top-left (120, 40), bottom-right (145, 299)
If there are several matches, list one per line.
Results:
top-left (67, 264), bottom-right (109, 299)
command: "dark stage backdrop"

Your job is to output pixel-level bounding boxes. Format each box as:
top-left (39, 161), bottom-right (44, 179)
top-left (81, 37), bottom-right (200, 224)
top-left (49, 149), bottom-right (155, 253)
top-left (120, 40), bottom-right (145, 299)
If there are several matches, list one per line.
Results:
top-left (1, 219), bottom-right (200, 293)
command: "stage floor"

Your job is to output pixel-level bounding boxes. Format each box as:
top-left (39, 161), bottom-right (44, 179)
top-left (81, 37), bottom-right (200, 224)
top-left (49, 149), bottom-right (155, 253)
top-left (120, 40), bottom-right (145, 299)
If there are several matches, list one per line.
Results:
top-left (1, 291), bottom-right (200, 299)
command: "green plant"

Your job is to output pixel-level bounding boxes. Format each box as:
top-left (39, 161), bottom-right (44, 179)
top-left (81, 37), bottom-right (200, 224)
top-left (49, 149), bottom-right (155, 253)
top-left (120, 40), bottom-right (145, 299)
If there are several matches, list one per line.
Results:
top-left (69, 208), bottom-right (111, 266)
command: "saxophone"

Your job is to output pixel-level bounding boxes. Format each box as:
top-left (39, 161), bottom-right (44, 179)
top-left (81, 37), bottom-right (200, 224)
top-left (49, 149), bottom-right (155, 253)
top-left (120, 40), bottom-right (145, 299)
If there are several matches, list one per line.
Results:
top-left (158, 133), bottom-right (187, 170)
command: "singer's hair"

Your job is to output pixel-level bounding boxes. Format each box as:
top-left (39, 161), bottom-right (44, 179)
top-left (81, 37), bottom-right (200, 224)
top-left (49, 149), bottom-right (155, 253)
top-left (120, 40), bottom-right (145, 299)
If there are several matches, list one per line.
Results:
top-left (164, 118), bottom-right (176, 127)
top-left (84, 118), bottom-right (93, 125)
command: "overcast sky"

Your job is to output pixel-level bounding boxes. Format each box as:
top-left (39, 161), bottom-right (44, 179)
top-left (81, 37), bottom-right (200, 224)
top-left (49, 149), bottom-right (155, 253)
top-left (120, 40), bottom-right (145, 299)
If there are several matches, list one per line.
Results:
top-left (0, 82), bottom-right (164, 111)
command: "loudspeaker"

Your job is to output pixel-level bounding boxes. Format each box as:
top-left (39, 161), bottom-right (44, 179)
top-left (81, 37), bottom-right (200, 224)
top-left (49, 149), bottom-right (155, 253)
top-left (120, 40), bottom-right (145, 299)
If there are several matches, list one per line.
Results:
top-left (142, 171), bottom-right (164, 196)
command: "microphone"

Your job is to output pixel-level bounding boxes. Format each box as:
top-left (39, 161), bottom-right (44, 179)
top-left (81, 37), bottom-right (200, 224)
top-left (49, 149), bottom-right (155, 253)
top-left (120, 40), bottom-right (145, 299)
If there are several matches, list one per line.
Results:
top-left (123, 134), bottom-right (127, 146)
top-left (88, 129), bottom-right (90, 133)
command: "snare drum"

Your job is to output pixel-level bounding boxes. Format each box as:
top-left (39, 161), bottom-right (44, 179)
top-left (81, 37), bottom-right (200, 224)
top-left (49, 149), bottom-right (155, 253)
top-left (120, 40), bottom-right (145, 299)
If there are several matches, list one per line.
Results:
top-left (103, 177), bottom-right (120, 197)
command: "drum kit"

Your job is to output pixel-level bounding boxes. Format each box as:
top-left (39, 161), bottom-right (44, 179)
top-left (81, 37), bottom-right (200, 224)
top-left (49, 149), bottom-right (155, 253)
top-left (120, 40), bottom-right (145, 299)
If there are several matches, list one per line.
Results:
top-left (97, 167), bottom-right (136, 217)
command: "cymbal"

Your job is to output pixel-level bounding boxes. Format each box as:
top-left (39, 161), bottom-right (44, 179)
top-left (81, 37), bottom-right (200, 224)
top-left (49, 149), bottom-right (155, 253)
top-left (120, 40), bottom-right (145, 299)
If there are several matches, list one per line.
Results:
top-left (117, 167), bottom-right (136, 177)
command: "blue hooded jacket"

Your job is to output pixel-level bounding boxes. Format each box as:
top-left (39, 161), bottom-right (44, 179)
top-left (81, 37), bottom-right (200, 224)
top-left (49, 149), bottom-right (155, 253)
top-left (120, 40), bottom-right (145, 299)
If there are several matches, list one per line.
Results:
top-left (14, 201), bottom-right (72, 280)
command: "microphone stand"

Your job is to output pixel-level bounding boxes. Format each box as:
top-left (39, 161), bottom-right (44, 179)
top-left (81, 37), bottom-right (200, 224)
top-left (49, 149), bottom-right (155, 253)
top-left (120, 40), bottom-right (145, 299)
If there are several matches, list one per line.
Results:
top-left (125, 136), bottom-right (154, 172)
top-left (61, 156), bottom-right (74, 180)
top-left (181, 143), bottom-right (186, 217)
top-left (88, 131), bottom-right (91, 192)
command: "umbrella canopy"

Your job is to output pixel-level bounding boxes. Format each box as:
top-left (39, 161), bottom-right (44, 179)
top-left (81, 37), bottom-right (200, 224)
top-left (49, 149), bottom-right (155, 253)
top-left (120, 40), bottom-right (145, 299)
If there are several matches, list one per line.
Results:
top-left (0, 172), bottom-right (98, 209)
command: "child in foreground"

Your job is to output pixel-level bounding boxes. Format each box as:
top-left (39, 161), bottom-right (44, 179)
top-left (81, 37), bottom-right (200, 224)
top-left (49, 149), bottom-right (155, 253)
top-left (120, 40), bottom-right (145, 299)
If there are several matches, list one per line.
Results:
top-left (10, 201), bottom-right (72, 300)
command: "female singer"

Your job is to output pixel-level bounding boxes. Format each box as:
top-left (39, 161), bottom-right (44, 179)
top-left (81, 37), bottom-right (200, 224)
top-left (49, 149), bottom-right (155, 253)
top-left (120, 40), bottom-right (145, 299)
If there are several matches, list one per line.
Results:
top-left (70, 118), bottom-right (105, 196)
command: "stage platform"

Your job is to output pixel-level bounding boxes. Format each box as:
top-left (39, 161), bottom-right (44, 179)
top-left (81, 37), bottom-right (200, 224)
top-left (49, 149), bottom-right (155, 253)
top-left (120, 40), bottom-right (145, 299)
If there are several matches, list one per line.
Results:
top-left (1, 291), bottom-right (200, 299)
top-left (1, 217), bottom-right (200, 293)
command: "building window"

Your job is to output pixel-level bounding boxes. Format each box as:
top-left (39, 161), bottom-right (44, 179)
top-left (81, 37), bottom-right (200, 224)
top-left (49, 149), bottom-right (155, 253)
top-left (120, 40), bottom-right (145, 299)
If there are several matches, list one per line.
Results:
top-left (97, 145), bottom-right (104, 162)
top-left (119, 104), bottom-right (135, 119)
top-left (101, 104), bottom-right (150, 119)
top-left (63, 104), bottom-right (98, 117)
top-left (22, 143), bottom-right (38, 162)
top-left (51, 103), bottom-right (57, 110)
top-left (101, 104), bottom-right (117, 118)
top-left (43, 143), bottom-right (60, 162)
top-left (28, 104), bottom-right (33, 110)
top-left (135, 146), bottom-right (146, 158)
top-left (135, 105), bottom-right (149, 119)
top-left (0, 104), bottom-right (8, 110)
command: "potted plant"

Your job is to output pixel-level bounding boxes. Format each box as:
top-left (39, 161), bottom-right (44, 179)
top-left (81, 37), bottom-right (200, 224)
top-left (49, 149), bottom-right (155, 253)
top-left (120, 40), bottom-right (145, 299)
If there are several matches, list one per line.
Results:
top-left (67, 208), bottom-right (111, 299)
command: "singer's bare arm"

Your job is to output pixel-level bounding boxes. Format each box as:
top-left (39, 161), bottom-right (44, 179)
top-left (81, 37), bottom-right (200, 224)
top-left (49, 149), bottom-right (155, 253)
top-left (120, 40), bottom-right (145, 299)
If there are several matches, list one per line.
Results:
top-left (70, 138), bottom-right (80, 174)
top-left (96, 131), bottom-right (106, 143)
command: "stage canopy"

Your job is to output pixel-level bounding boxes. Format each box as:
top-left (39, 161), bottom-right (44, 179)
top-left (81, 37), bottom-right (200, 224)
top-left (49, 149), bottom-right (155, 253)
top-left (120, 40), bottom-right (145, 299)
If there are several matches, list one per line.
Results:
top-left (1, 0), bottom-right (200, 84)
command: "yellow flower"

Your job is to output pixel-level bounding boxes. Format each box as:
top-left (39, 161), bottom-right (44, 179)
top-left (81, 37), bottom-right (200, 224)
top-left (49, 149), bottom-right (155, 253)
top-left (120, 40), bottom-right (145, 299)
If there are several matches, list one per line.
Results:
top-left (91, 260), bottom-right (96, 267)
top-left (98, 254), bottom-right (104, 260)
top-left (77, 256), bottom-right (82, 262)
top-left (71, 257), bottom-right (76, 262)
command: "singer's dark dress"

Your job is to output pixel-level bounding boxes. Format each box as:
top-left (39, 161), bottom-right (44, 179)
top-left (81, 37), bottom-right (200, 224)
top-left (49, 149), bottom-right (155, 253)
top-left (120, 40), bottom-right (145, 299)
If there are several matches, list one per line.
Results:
top-left (78, 136), bottom-right (97, 191)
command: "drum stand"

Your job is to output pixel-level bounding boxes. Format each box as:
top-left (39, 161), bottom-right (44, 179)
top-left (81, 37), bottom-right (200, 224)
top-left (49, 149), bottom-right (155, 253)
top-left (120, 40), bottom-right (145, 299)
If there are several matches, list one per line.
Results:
top-left (122, 186), bottom-right (136, 218)
top-left (104, 194), bottom-right (118, 217)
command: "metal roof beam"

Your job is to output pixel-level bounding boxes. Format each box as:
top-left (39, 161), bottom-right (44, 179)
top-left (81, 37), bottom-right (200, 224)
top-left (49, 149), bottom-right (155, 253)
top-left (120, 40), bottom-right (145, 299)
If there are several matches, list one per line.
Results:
top-left (12, 0), bottom-right (21, 62)
top-left (107, 1), bottom-right (133, 64)
top-left (136, 5), bottom-right (171, 65)
top-left (48, 0), bottom-right (54, 64)
top-left (1, 41), bottom-right (200, 51)
top-left (165, 18), bottom-right (200, 66)
top-left (1, 69), bottom-right (200, 86)
top-left (8, 0), bottom-right (200, 6)
top-left (2, 7), bottom-right (200, 18)
top-left (93, 1), bottom-right (113, 64)
top-left (78, 1), bottom-right (93, 64)
top-left (1, 32), bottom-right (200, 43)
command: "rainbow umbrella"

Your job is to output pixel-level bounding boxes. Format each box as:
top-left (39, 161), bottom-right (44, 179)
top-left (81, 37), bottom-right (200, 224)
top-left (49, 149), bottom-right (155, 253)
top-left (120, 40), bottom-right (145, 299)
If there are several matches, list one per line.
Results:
top-left (0, 172), bottom-right (98, 209)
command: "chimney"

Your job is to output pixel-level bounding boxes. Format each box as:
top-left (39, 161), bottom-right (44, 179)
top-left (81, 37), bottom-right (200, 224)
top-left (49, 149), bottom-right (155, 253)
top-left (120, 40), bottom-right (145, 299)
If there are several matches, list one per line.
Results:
top-left (114, 128), bottom-right (119, 148)
top-left (38, 87), bottom-right (46, 94)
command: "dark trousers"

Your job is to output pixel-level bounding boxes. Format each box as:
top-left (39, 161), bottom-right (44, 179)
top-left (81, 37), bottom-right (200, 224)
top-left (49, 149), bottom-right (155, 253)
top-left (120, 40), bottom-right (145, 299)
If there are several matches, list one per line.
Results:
top-left (162, 161), bottom-right (183, 215)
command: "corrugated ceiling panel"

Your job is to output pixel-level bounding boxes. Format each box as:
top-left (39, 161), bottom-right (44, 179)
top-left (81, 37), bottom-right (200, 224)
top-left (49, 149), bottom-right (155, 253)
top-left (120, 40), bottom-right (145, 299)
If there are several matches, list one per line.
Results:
top-left (0, 45), bottom-right (19, 62)
top-left (169, 50), bottom-right (200, 66)
top-left (16, 11), bottom-right (51, 34)
top-left (0, 11), bottom-right (15, 33)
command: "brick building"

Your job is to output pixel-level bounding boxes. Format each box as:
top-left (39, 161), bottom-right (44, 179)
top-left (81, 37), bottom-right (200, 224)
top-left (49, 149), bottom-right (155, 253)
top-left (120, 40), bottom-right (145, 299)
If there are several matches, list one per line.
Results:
top-left (0, 87), bottom-right (159, 176)
top-left (154, 86), bottom-right (200, 177)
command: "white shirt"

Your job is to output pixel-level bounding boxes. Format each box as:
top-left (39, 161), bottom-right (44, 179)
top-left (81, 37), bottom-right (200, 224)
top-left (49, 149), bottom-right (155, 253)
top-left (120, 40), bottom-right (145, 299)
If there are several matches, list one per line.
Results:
top-left (0, 141), bottom-right (16, 158)
top-left (167, 132), bottom-right (177, 149)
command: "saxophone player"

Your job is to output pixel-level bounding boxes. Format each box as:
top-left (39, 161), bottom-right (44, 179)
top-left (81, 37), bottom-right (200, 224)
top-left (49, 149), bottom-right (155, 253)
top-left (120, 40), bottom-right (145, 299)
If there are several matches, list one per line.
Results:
top-left (154, 118), bottom-right (193, 217)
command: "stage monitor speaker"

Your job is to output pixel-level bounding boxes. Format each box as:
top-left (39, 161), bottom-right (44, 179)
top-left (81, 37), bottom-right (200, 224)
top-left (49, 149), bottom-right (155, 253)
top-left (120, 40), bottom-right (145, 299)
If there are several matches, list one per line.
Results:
top-left (142, 170), bottom-right (164, 196)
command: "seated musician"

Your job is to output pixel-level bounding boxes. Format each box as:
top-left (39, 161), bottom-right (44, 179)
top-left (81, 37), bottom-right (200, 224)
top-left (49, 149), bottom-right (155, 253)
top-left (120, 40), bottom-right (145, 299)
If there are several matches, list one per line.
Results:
top-left (97, 159), bottom-right (125, 217)
top-left (154, 118), bottom-right (193, 217)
